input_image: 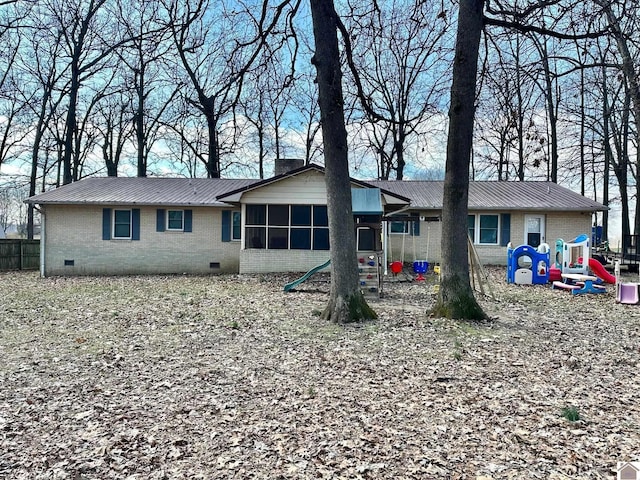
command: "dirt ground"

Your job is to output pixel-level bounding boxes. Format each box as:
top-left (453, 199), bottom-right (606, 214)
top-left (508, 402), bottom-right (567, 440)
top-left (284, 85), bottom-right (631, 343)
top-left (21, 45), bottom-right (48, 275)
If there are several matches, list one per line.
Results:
top-left (1, 268), bottom-right (639, 479)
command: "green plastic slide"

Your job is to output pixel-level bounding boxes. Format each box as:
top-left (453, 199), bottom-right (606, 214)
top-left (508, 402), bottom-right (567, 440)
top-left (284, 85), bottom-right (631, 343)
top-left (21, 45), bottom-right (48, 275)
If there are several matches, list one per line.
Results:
top-left (283, 259), bottom-right (331, 292)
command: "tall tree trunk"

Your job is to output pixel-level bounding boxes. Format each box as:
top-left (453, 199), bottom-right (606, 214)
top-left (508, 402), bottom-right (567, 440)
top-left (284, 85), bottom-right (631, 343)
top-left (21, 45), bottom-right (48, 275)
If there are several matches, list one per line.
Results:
top-left (579, 64), bottom-right (586, 196)
top-left (309, 0), bottom-right (376, 323)
top-left (62, 60), bottom-right (80, 185)
top-left (135, 68), bottom-right (147, 177)
top-left (538, 39), bottom-right (558, 183)
top-left (206, 111), bottom-right (221, 178)
top-left (598, 0), bottom-right (640, 237)
top-left (430, 0), bottom-right (487, 320)
top-left (515, 37), bottom-right (525, 181)
top-left (395, 131), bottom-right (406, 180)
top-left (601, 62), bottom-right (610, 242)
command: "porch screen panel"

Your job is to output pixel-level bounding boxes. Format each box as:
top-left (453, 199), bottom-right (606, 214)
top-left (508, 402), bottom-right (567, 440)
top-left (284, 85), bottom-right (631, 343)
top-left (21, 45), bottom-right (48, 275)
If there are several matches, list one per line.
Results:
top-left (245, 204), bottom-right (329, 250)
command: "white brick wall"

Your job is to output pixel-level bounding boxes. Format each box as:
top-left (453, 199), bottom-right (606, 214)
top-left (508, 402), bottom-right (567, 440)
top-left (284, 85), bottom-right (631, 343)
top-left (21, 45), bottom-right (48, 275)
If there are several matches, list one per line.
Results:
top-left (386, 211), bottom-right (593, 267)
top-left (41, 204), bottom-right (595, 275)
top-left (43, 205), bottom-right (240, 276)
top-left (239, 249), bottom-right (331, 274)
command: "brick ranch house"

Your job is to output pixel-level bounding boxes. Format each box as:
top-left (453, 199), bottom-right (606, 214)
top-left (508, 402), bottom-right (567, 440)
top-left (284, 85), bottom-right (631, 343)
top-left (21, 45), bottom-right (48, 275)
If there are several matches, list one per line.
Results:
top-left (26, 162), bottom-right (607, 277)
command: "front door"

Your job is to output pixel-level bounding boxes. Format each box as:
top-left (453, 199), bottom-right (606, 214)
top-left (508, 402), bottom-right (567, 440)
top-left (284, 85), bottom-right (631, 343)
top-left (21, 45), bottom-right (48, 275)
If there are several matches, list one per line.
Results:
top-left (524, 215), bottom-right (545, 247)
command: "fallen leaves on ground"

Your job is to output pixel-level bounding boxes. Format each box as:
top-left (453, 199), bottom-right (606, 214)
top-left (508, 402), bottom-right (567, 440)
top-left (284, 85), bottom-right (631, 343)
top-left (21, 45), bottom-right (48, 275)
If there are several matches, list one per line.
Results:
top-left (1, 268), bottom-right (639, 479)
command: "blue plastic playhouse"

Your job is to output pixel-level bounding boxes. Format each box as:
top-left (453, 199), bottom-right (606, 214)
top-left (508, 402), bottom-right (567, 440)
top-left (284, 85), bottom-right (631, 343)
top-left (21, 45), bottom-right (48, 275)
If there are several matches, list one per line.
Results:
top-left (507, 244), bottom-right (550, 284)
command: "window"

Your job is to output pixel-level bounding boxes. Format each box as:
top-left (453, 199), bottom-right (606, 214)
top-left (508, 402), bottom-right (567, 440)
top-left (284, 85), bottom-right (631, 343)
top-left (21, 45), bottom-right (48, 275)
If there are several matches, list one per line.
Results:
top-left (246, 205), bottom-right (266, 225)
top-left (157, 209), bottom-right (192, 233)
top-left (245, 204), bottom-right (329, 250)
top-left (167, 210), bottom-right (184, 231)
top-left (104, 208), bottom-right (140, 241)
top-left (268, 205), bottom-right (289, 226)
top-left (390, 218), bottom-right (409, 234)
top-left (479, 215), bottom-right (498, 244)
top-left (468, 214), bottom-right (499, 245)
top-left (232, 211), bottom-right (241, 241)
top-left (221, 210), bottom-right (241, 242)
top-left (357, 227), bottom-right (376, 251)
top-left (113, 209), bottom-right (132, 239)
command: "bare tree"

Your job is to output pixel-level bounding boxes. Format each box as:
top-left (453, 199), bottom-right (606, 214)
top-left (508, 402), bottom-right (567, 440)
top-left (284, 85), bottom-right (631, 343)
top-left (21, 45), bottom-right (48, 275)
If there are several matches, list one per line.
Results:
top-left (594, 0), bottom-right (640, 243)
top-left (240, 43), bottom-right (298, 178)
top-left (115, 0), bottom-right (177, 177)
top-left (52, 0), bottom-right (108, 184)
top-left (163, 0), bottom-right (299, 178)
top-left (475, 35), bottom-right (546, 181)
top-left (309, 0), bottom-right (376, 322)
top-left (432, 0), bottom-right (607, 319)
top-left (41, 0), bottom-right (142, 184)
top-left (345, 0), bottom-right (451, 180)
top-left (17, 21), bottom-right (68, 237)
top-left (290, 70), bottom-right (322, 165)
top-left (94, 91), bottom-right (131, 177)
top-left (430, 0), bottom-right (487, 320)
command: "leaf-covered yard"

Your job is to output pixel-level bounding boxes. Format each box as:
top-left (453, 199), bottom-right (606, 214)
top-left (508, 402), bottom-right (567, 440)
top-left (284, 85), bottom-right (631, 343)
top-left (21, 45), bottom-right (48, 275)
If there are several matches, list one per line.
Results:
top-left (1, 269), bottom-right (639, 479)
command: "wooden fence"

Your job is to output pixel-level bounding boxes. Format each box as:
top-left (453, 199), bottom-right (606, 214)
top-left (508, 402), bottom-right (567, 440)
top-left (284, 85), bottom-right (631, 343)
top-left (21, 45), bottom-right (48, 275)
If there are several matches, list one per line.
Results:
top-left (0, 239), bottom-right (40, 271)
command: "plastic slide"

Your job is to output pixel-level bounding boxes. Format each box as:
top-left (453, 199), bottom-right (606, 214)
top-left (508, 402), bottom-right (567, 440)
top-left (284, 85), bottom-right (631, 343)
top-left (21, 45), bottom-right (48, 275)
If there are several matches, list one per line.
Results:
top-left (588, 257), bottom-right (616, 284)
top-left (283, 259), bottom-right (331, 292)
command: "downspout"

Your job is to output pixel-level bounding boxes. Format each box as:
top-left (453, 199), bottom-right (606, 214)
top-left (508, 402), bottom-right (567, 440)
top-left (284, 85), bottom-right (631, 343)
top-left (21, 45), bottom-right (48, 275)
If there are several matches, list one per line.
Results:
top-left (36, 205), bottom-right (45, 277)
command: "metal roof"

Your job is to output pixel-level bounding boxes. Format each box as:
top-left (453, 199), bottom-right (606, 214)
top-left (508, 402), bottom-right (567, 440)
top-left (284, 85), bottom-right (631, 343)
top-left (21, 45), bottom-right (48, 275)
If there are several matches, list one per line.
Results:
top-left (26, 174), bottom-right (607, 213)
top-left (25, 177), bottom-right (258, 207)
top-left (369, 180), bottom-right (607, 212)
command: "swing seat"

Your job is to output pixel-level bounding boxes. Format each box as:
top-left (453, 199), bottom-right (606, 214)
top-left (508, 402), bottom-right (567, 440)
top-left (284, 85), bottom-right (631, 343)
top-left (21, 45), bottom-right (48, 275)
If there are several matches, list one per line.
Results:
top-left (413, 261), bottom-right (428, 281)
top-left (390, 261), bottom-right (403, 275)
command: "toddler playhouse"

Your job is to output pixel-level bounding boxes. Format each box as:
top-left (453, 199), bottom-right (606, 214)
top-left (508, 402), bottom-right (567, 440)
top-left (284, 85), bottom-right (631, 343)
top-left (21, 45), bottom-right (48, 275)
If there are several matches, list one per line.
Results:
top-left (506, 243), bottom-right (550, 285)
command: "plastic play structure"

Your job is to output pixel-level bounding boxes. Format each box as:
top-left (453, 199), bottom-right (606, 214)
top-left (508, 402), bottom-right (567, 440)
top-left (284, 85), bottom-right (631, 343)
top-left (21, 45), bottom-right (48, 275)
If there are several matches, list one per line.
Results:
top-left (507, 243), bottom-right (550, 284)
top-left (283, 259), bottom-right (331, 292)
top-left (615, 260), bottom-right (640, 304)
top-left (284, 253), bottom-right (383, 298)
top-left (358, 253), bottom-right (383, 297)
top-left (556, 234), bottom-right (590, 275)
top-left (554, 234), bottom-right (616, 283)
top-left (550, 234), bottom-right (616, 294)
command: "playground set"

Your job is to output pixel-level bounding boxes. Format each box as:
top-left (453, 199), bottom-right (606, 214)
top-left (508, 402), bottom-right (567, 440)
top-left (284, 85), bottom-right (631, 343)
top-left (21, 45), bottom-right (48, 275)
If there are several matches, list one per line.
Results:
top-left (284, 223), bottom-right (637, 303)
top-left (283, 253), bottom-right (436, 298)
top-left (507, 233), bottom-right (626, 296)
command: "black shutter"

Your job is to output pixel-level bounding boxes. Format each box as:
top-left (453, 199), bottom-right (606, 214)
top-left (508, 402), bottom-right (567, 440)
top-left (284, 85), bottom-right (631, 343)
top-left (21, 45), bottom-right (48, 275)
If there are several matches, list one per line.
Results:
top-left (156, 209), bottom-right (166, 232)
top-left (184, 210), bottom-right (192, 232)
top-left (132, 209), bottom-right (141, 240)
top-left (102, 208), bottom-right (111, 240)
top-left (500, 213), bottom-right (511, 246)
top-left (221, 210), bottom-right (231, 242)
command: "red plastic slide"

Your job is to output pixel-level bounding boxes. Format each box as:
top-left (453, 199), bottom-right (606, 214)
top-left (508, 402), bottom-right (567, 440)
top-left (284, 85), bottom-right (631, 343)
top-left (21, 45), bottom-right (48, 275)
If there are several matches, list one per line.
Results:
top-left (588, 257), bottom-right (616, 284)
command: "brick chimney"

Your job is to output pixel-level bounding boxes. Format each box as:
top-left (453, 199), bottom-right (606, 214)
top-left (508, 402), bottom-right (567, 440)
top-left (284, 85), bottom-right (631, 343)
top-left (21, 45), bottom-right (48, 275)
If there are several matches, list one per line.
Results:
top-left (274, 158), bottom-right (304, 176)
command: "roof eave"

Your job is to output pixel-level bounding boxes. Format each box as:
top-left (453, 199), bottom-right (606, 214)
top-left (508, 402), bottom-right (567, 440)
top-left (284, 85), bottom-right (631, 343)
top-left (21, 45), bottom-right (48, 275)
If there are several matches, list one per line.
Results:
top-left (26, 200), bottom-right (232, 207)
